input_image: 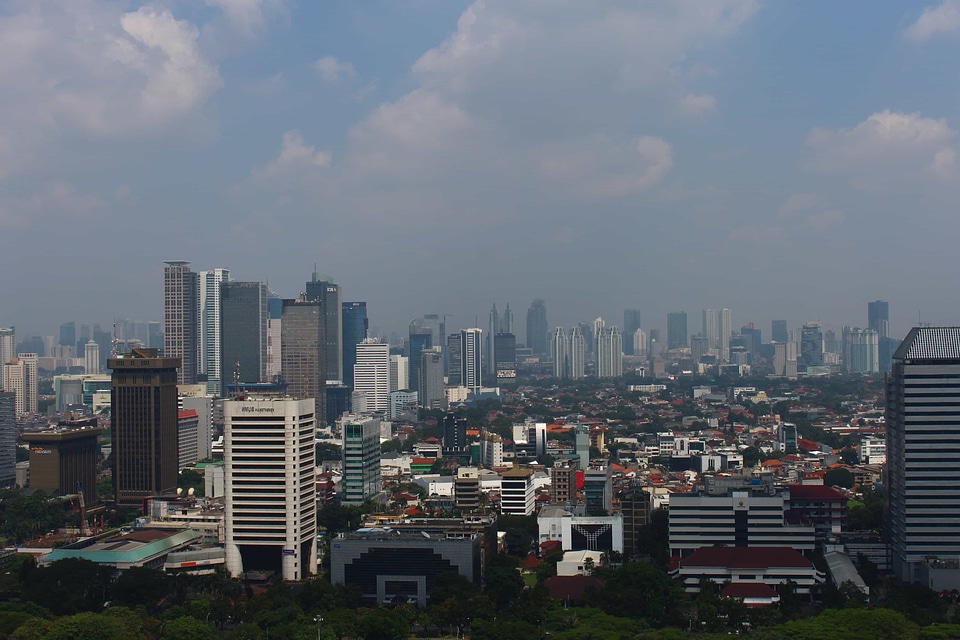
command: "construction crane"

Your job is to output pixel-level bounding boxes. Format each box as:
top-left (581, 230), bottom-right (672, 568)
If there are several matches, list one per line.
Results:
top-left (76, 481), bottom-right (91, 537)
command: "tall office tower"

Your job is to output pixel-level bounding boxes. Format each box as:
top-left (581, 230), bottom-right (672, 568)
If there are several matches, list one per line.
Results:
top-left (59, 322), bottom-right (75, 349)
top-left (569, 326), bottom-right (586, 379)
top-left (389, 355), bottom-right (408, 392)
top-left (719, 308), bottom-right (732, 361)
top-left (342, 302), bottom-right (368, 388)
top-left (772, 320), bottom-right (789, 344)
top-left (596, 327), bottom-right (623, 378)
top-left (577, 321), bottom-right (594, 354)
top-left (667, 312), bottom-right (688, 350)
top-left (200, 267), bottom-right (230, 394)
top-left (163, 261), bottom-right (200, 384)
top-left (0, 328), bottom-right (14, 381)
top-left (77, 324), bottom-right (91, 357)
top-left (354, 339), bottom-right (390, 413)
top-left (341, 415), bottom-right (381, 504)
top-left (407, 323), bottom-right (433, 388)
top-left (741, 324), bottom-right (761, 357)
top-left (265, 298), bottom-right (283, 379)
top-left (887, 327), bottom-right (960, 585)
top-left (800, 322), bottom-right (824, 368)
top-left (633, 328), bottom-right (647, 358)
top-left (500, 303), bottom-right (514, 335)
top-left (526, 299), bottom-right (548, 355)
top-left (446, 333), bottom-right (462, 383)
top-left (4, 355), bottom-right (37, 416)
top-left (493, 333), bottom-right (517, 380)
top-left (280, 298), bottom-right (326, 423)
top-left (460, 328), bottom-right (483, 392)
top-left (305, 272), bottom-right (342, 384)
top-left (220, 282), bottom-right (268, 396)
top-left (418, 347), bottom-right (445, 409)
top-left (868, 300), bottom-right (890, 338)
top-left (0, 392), bottom-right (14, 487)
top-left (487, 304), bottom-right (499, 376)
top-left (147, 322), bottom-right (162, 349)
top-left (550, 327), bottom-right (568, 378)
top-left (575, 425), bottom-right (590, 469)
top-left (842, 327), bottom-right (879, 374)
top-left (824, 329), bottom-right (840, 355)
top-left (691, 336), bottom-right (709, 363)
top-left (109, 349), bottom-right (179, 508)
top-left (773, 342), bottom-right (798, 379)
top-left (623, 309), bottom-right (642, 356)
top-left (592, 317), bottom-right (606, 356)
top-left (702, 309), bottom-right (718, 351)
top-left (84, 340), bottom-right (100, 374)
top-left (550, 458), bottom-right (579, 504)
top-left (224, 395), bottom-right (316, 581)
top-left (443, 412), bottom-right (468, 454)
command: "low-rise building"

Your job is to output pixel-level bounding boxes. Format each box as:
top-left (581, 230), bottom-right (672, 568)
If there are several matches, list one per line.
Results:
top-left (672, 546), bottom-right (825, 595)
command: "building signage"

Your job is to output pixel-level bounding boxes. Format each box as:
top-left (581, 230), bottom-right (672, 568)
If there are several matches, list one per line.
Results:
top-left (282, 549), bottom-right (296, 555)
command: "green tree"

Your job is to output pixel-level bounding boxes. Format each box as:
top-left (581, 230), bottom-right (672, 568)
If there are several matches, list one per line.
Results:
top-left (824, 467), bottom-right (854, 489)
top-left (357, 607), bottom-right (409, 640)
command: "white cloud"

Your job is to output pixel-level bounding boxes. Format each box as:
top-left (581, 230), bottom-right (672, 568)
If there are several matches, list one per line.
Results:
top-left (250, 130), bottom-right (331, 185)
top-left (678, 93), bottom-right (717, 115)
top-left (206, 0), bottom-right (282, 37)
top-left (314, 56), bottom-right (356, 83)
top-left (904, 1), bottom-right (960, 42)
top-left (806, 110), bottom-right (959, 188)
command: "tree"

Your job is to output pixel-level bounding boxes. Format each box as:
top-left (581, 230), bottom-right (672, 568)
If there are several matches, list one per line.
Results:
top-left (161, 616), bottom-right (215, 640)
top-left (177, 469), bottom-right (205, 498)
top-left (824, 467), bottom-right (854, 489)
top-left (357, 607), bottom-right (409, 640)
top-left (111, 567), bottom-right (171, 609)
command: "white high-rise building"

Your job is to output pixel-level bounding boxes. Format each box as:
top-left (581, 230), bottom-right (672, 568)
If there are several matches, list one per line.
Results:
top-left (569, 326), bottom-right (586, 379)
top-left (843, 327), bottom-right (880, 374)
top-left (592, 317), bottom-right (606, 356)
top-left (0, 328), bottom-right (14, 388)
top-left (633, 328), bottom-right (648, 358)
top-left (84, 340), bottom-right (100, 375)
top-left (550, 327), bottom-right (567, 378)
top-left (703, 309), bottom-right (718, 351)
top-left (354, 339), bottom-right (390, 413)
top-left (200, 268), bottom-right (230, 394)
top-left (341, 414), bottom-right (381, 504)
top-left (223, 395), bottom-right (316, 581)
top-left (596, 327), bottom-right (623, 378)
top-left (719, 308), bottom-right (732, 361)
top-left (389, 354), bottom-right (409, 391)
top-left (4, 354), bottom-right (37, 416)
top-left (460, 328), bottom-right (483, 393)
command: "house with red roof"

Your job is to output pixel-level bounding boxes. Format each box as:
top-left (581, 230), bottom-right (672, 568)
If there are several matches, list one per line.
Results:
top-left (672, 546), bottom-right (824, 595)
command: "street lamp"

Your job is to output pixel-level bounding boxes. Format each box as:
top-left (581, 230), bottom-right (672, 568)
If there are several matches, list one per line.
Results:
top-left (314, 615), bottom-right (323, 640)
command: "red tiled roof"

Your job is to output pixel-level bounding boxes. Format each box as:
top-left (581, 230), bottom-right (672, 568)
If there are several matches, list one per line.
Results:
top-left (681, 546), bottom-right (812, 569)
top-left (522, 553), bottom-right (541, 569)
top-left (721, 583), bottom-right (779, 599)
top-left (178, 409), bottom-right (198, 420)
top-left (787, 484), bottom-right (846, 500)
top-left (544, 575), bottom-right (605, 601)
top-left (411, 458), bottom-right (435, 465)
top-left (797, 438), bottom-right (820, 451)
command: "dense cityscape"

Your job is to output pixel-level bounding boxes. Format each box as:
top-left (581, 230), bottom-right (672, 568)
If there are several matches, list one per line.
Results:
top-left (5, 1), bottom-right (960, 639)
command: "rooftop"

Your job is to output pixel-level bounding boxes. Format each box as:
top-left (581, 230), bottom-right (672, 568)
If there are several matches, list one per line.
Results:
top-left (681, 546), bottom-right (813, 569)
top-left (895, 327), bottom-right (960, 361)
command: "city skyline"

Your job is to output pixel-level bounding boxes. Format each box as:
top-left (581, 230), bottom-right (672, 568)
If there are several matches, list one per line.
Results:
top-left (1, 3), bottom-right (960, 338)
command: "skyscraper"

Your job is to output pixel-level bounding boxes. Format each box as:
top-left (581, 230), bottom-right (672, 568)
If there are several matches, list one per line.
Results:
top-left (389, 355), bottom-right (408, 392)
top-left (719, 308), bottom-right (732, 361)
top-left (843, 327), bottom-right (879, 374)
top-left (800, 322), bottom-right (824, 369)
top-left (550, 327), bottom-right (567, 378)
top-left (702, 309), bottom-right (718, 351)
top-left (592, 317), bottom-right (606, 357)
top-left (84, 340), bottom-right (100, 375)
top-left (200, 268), bottom-right (230, 394)
top-left (109, 349), bottom-right (179, 508)
top-left (58, 322), bottom-right (75, 350)
top-left (408, 322), bottom-right (433, 389)
top-left (772, 320), bottom-right (789, 344)
top-left (4, 354), bottom-right (37, 416)
top-left (280, 298), bottom-right (326, 423)
top-left (341, 415), bottom-right (381, 504)
top-left (596, 327), bottom-right (623, 378)
top-left (0, 392), bottom-right (14, 488)
top-left (887, 328), bottom-right (960, 585)
top-left (632, 328), bottom-right (647, 359)
top-left (667, 312), bottom-right (688, 350)
top-left (569, 326), bottom-right (586, 379)
top-left (460, 328), bottom-right (483, 392)
top-left (500, 303), bottom-right (514, 335)
top-left (446, 333), bottom-right (462, 383)
top-left (163, 261), bottom-right (200, 384)
top-left (220, 281), bottom-right (268, 395)
top-left (487, 304), bottom-right (499, 376)
top-left (224, 395), bottom-right (316, 581)
top-left (305, 272), bottom-right (342, 384)
top-left (341, 302), bottom-right (368, 388)
top-left (354, 339), bottom-right (390, 413)
top-left (494, 333), bottom-right (516, 380)
top-left (623, 309), bottom-right (641, 356)
top-left (418, 347), bottom-right (445, 409)
top-left (526, 299), bottom-right (547, 355)
top-left (0, 328), bottom-right (14, 381)
top-left (868, 300), bottom-right (890, 338)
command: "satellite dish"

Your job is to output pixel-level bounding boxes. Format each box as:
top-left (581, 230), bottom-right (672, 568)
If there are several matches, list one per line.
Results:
top-left (188, 487), bottom-right (195, 496)
top-left (176, 488), bottom-right (183, 495)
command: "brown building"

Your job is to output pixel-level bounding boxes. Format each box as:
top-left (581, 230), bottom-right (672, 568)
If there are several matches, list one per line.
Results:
top-left (109, 349), bottom-right (180, 508)
top-left (22, 425), bottom-right (103, 502)
top-left (280, 298), bottom-right (326, 425)
top-left (550, 458), bottom-right (579, 504)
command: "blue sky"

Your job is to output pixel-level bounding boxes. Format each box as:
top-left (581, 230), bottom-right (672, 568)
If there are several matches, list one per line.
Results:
top-left (2, 0), bottom-right (960, 341)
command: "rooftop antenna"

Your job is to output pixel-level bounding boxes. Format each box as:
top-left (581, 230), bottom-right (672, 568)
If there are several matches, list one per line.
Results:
top-left (233, 357), bottom-right (242, 399)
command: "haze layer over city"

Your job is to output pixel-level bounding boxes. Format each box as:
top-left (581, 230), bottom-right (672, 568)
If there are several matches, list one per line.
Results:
top-left (2, 1), bottom-right (960, 337)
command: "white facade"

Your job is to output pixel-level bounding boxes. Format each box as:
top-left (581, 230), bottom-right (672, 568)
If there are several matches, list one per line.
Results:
top-left (83, 340), bottom-right (100, 375)
top-left (632, 328), bottom-right (647, 359)
top-left (538, 506), bottom-right (625, 553)
top-left (480, 432), bottom-right (504, 467)
top-left (719, 308), bottom-right (732, 361)
top-left (461, 328), bottom-right (483, 392)
top-left (551, 327), bottom-right (567, 378)
top-left (0, 328), bottom-right (14, 387)
top-left (557, 550), bottom-right (605, 576)
top-left (703, 309), bottom-right (718, 351)
top-left (500, 467), bottom-right (535, 516)
top-left (389, 389), bottom-right (418, 420)
top-left (569, 326), bottom-right (586, 379)
top-left (4, 354), bottom-right (37, 416)
top-left (224, 396), bottom-right (316, 581)
top-left (860, 437), bottom-right (886, 465)
top-left (596, 327), bottom-right (623, 378)
top-left (354, 339), bottom-right (390, 413)
top-left (389, 354), bottom-right (409, 392)
top-left (200, 268), bottom-right (230, 394)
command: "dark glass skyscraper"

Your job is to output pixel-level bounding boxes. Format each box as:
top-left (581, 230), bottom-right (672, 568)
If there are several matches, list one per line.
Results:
top-left (219, 282), bottom-right (268, 395)
top-left (800, 322), bottom-right (823, 368)
top-left (281, 299), bottom-right (326, 425)
top-left (59, 322), bottom-right (76, 349)
top-left (667, 312), bottom-right (688, 350)
top-left (771, 320), bottom-right (789, 344)
top-left (623, 309), bottom-right (641, 356)
top-left (408, 323), bottom-right (433, 389)
top-left (306, 273), bottom-right (342, 384)
top-left (341, 302), bottom-right (368, 388)
top-left (526, 299), bottom-right (547, 355)
top-left (868, 300), bottom-right (890, 338)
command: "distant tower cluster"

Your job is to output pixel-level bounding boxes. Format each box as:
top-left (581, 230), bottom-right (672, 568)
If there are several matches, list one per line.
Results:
top-left (596, 326), bottom-right (623, 378)
top-left (163, 261), bottom-right (199, 385)
top-left (623, 309), bottom-right (641, 356)
top-left (551, 326), bottom-right (586, 379)
top-left (526, 299), bottom-right (548, 355)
